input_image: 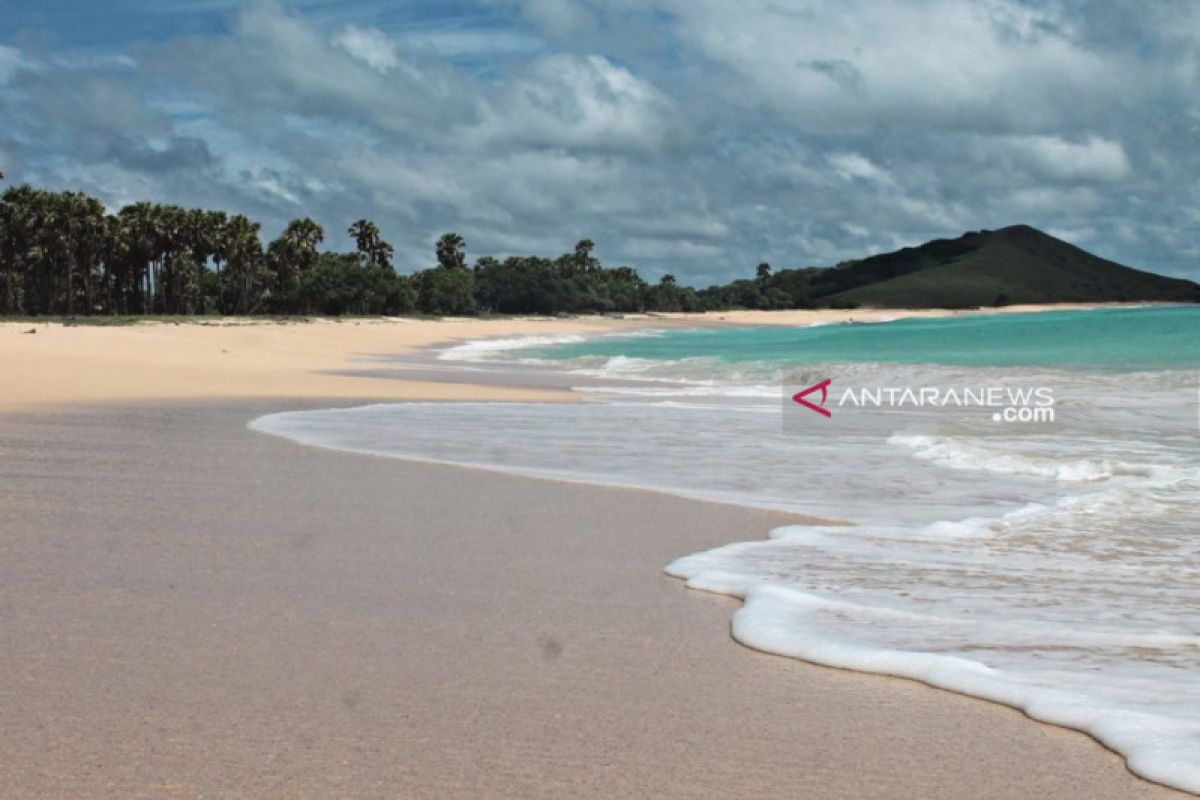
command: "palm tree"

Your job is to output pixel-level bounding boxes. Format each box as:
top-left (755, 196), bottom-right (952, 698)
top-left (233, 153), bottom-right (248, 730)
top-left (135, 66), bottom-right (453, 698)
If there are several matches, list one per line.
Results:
top-left (98, 213), bottom-right (118, 313)
top-left (286, 217), bottom-right (325, 254)
top-left (106, 212), bottom-right (132, 314)
top-left (175, 208), bottom-right (205, 314)
top-left (348, 219), bottom-right (379, 254)
top-left (281, 217), bottom-right (324, 278)
top-left (0, 185), bottom-right (41, 313)
top-left (35, 189), bottom-right (66, 315)
top-left (65, 192), bottom-right (106, 315)
top-left (225, 214), bottom-right (263, 314)
top-left (268, 217), bottom-right (325, 312)
top-left (155, 205), bottom-right (189, 314)
top-left (117, 202), bottom-right (163, 314)
top-left (348, 219), bottom-right (393, 268)
top-left (436, 232), bottom-right (466, 270)
top-left (0, 191), bottom-right (15, 313)
top-left (204, 210), bottom-right (229, 314)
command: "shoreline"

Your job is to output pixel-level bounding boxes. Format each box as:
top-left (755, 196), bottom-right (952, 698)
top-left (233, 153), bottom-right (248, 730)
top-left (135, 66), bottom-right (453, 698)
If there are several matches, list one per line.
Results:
top-left (0, 399), bottom-right (1185, 798)
top-left (0, 302), bottom-right (1147, 412)
top-left (249, 408), bottom-right (855, 525)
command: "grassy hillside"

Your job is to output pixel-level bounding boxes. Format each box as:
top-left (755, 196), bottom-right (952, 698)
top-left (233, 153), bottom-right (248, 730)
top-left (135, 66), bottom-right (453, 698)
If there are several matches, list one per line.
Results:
top-left (810, 225), bottom-right (1199, 308)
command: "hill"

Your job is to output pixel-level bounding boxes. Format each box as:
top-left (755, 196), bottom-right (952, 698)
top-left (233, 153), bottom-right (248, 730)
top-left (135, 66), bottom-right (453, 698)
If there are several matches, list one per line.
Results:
top-left (804, 225), bottom-right (1199, 308)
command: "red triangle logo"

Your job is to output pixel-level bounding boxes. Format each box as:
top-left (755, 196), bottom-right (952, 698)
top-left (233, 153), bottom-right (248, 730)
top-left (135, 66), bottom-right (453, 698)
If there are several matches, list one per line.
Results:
top-left (792, 379), bottom-right (832, 417)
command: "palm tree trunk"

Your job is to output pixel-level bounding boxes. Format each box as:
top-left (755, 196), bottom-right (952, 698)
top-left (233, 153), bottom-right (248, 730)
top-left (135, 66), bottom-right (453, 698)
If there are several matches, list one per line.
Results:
top-left (66, 255), bottom-right (75, 316)
top-left (83, 259), bottom-right (93, 315)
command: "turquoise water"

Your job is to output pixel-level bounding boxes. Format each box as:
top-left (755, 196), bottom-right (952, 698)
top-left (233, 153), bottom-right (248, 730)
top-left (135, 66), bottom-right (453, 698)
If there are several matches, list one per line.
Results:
top-left (531, 306), bottom-right (1200, 368)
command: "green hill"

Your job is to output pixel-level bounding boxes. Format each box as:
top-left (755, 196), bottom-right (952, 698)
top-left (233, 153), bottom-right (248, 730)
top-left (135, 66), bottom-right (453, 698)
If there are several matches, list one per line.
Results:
top-left (808, 225), bottom-right (1199, 308)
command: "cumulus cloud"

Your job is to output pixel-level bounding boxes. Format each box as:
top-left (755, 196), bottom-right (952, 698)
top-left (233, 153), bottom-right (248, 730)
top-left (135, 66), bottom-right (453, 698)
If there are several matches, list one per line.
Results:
top-left (332, 25), bottom-right (401, 73)
top-left (149, 2), bottom-right (472, 138)
top-left (470, 54), bottom-right (678, 152)
top-left (664, 0), bottom-right (1124, 134)
top-left (2, 0), bottom-right (1197, 280)
top-left (994, 135), bottom-right (1132, 182)
top-left (829, 153), bottom-right (895, 186)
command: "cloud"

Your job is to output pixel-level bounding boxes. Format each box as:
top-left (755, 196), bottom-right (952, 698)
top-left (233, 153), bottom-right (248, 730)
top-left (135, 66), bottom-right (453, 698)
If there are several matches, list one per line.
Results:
top-left (1, 0), bottom-right (1197, 281)
top-left (332, 25), bottom-right (401, 73)
top-left (829, 153), bottom-right (895, 186)
top-left (149, 1), bottom-right (474, 137)
top-left (397, 28), bottom-right (543, 58)
top-left (470, 54), bottom-right (678, 152)
top-left (1008, 186), bottom-right (1102, 214)
top-left (619, 236), bottom-right (726, 264)
top-left (663, 0), bottom-right (1125, 134)
top-left (993, 135), bottom-right (1132, 182)
top-left (0, 46), bottom-right (29, 84)
top-left (516, 0), bottom-right (597, 39)
top-left (18, 70), bottom-right (165, 137)
top-left (104, 135), bottom-right (217, 173)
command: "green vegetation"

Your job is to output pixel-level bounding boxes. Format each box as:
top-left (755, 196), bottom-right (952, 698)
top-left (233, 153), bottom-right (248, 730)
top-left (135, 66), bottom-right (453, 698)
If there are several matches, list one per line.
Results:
top-left (0, 184), bottom-right (703, 317)
top-left (1, 180), bottom-right (1195, 318)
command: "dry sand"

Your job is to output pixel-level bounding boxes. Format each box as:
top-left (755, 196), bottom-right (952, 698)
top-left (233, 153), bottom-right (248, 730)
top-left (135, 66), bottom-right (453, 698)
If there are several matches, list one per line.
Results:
top-left (0, 401), bottom-right (1185, 799)
top-left (1, 316), bottom-right (606, 410)
top-left (0, 305), bottom-right (1184, 798)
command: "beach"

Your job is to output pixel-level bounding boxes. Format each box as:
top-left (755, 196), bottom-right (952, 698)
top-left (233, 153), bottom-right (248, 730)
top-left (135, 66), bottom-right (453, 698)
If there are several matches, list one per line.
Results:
top-left (0, 304), bottom-right (1118, 412)
top-left (0, 312), bottom-right (1187, 798)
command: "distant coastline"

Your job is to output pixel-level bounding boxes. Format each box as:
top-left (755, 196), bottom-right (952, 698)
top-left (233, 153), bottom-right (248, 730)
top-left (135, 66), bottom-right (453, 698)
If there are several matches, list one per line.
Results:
top-left (4, 182), bottom-right (1196, 323)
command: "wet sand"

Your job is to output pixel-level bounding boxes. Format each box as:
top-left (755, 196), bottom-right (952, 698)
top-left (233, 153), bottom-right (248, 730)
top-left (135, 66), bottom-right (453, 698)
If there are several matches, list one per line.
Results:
top-left (0, 400), bottom-right (1185, 798)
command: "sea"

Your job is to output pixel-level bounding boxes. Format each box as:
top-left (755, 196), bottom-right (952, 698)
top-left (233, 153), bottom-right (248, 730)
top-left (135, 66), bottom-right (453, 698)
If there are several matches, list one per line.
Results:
top-left (251, 305), bottom-right (1200, 794)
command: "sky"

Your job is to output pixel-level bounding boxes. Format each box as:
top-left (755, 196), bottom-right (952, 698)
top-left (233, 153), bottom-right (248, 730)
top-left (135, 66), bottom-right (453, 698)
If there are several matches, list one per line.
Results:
top-left (1, 0), bottom-right (1198, 284)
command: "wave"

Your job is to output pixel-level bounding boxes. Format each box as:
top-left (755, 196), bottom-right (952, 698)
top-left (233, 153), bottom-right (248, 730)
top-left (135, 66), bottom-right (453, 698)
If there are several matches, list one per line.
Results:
top-left (886, 433), bottom-right (1190, 483)
top-left (437, 333), bottom-right (591, 361)
top-left (659, 569), bottom-right (1200, 794)
top-left (437, 328), bottom-right (668, 363)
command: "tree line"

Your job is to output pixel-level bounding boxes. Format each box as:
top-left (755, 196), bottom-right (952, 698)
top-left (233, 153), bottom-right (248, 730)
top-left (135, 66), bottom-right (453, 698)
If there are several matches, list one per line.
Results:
top-left (0, 179), bottom-right (823, 318)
